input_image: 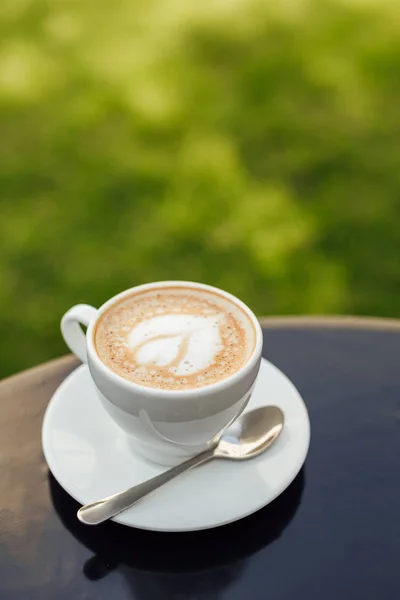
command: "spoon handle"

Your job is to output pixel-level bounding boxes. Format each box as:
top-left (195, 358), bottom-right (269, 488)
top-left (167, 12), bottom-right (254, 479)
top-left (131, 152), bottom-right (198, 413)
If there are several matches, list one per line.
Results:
top-left (77, 448), bottom-right (216, 525)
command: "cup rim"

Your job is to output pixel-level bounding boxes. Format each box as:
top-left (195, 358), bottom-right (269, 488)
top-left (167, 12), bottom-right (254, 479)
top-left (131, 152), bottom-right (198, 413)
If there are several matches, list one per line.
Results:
top-left (86, 280), bottom-right (263, 398)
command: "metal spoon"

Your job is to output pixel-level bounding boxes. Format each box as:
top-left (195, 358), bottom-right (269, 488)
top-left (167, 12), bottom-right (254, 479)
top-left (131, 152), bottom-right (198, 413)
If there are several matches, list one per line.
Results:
top-left (77, 405), bottom-right (284, 525)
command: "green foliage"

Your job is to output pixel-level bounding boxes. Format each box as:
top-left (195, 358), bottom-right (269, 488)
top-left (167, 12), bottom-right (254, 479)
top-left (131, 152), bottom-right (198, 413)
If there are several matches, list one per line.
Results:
top-left (1, 0), bottom-right (399, 377)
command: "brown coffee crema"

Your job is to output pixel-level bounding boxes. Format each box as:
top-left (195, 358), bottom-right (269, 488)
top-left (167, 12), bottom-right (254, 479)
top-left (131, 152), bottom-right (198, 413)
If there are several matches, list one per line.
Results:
top-left (94, 287), bottom-right (256, 390)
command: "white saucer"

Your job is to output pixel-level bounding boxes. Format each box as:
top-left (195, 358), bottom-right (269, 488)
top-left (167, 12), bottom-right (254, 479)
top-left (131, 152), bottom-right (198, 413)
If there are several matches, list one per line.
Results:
top-left (42, 358), bottom-right (310, 532)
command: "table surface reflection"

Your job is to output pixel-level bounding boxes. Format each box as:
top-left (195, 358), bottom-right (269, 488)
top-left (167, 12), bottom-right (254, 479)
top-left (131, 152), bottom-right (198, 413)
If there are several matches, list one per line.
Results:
top-left (0, 317), bottom-right (399, 600)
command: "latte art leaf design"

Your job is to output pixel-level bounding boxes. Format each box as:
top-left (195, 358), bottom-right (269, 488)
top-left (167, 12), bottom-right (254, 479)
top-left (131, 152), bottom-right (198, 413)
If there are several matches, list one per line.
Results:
top-left (134, 333), bottom-right (191, 368)
top-left (127, 314), bottom-right (223, 375)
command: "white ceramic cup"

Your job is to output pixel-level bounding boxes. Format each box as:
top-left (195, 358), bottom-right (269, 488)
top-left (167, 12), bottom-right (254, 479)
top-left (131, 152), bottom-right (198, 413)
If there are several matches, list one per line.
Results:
top-left (61, 281), bottom-right (263, 465)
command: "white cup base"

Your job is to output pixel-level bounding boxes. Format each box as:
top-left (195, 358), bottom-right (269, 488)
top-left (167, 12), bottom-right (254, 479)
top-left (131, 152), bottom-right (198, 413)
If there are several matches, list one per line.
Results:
top-left (127, 436), bottom-right (209, 466)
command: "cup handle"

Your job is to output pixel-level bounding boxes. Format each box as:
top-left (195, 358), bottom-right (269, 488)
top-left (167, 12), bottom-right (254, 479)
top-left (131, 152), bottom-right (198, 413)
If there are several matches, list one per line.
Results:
top-left (61, 304), bottom-right (98, 363)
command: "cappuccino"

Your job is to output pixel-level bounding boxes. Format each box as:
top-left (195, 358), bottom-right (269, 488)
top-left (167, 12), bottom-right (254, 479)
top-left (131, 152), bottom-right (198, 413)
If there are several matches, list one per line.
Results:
top-left (94, 286), bottom-right (256, 390)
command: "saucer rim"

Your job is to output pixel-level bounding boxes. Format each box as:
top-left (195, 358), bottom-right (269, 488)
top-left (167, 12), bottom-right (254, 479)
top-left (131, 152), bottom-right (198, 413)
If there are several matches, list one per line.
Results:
top-left (42, 359), bottom-right (310, 532)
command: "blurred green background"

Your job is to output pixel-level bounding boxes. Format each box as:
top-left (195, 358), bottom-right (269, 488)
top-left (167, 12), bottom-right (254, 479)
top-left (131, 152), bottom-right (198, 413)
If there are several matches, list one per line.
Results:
top-left (1, 0), bottom-right (399, 378)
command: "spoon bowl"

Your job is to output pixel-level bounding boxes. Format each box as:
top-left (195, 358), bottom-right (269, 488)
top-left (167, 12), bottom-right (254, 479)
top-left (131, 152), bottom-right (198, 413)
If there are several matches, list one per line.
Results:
top-left (215, 406), bottom-right (284, 459)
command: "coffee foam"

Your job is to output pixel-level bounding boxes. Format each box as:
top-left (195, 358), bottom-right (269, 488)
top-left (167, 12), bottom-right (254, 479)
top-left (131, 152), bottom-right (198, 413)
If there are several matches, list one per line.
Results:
top-left (94, 287), bottom-right (256, 390)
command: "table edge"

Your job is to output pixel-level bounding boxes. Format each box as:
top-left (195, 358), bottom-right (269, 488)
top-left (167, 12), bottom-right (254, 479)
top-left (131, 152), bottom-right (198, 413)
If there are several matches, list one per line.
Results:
top-left (0, 355), bottom-right (80, 390)
top-left (258, 315), bottom-right (400, 330)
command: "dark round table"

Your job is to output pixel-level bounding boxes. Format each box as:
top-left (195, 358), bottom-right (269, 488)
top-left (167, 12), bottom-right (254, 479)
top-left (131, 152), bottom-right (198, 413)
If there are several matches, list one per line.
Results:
top-left (0, 317), bottom-right (399, 600)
